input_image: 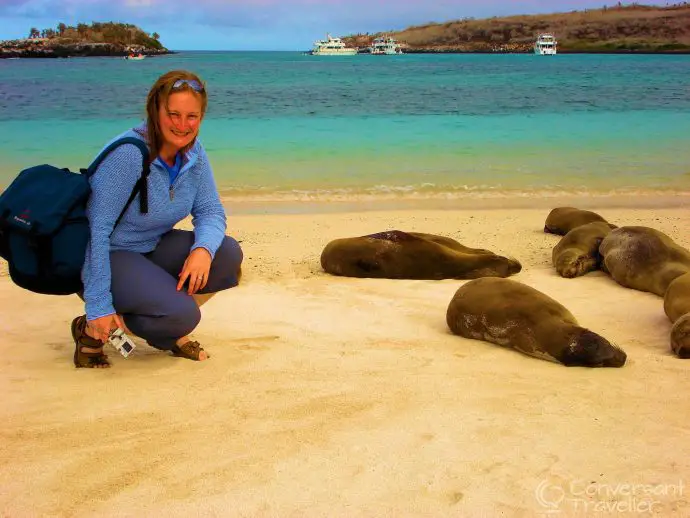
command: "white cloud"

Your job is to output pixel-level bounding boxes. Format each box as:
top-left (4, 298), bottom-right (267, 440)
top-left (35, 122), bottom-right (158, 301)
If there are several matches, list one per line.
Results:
top-left (124, 0), bottom-right (156, 7)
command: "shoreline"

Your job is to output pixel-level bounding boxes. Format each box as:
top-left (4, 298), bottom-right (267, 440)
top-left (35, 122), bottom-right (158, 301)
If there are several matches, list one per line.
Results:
top-left (4, 49), bottom-right (690, 57)
top-left (403, 48), bottom-right (690, 55)
top-left (221, 191), bottom-right (690, 215)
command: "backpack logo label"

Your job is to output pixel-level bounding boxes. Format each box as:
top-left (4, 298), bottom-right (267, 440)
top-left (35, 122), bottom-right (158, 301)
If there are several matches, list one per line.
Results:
top-left (13, 209), bottom-right (32, 227)
top-left (13, 216), bottom-right (32, 227)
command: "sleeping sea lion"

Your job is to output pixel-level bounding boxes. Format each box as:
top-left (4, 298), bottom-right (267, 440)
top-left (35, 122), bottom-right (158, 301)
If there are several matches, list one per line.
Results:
top-left (446, 277), bottom-right (627, 367)
top-left (599, 226), bottom-right (690, 297)
top-left (544, 207), bottom-right (616, 236)
top-left (663, 272), bottom-right (690, 359)
top-left (552, 221), bottom-right (613, 278)
top-left (320, 230), bottom-right (521, 280)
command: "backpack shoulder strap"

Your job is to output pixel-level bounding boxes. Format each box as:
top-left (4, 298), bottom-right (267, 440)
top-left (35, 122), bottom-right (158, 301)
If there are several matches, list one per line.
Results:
top-left (82, 137), bottom-right (151, 227)
top-left (85, 137), bottom-right (150, 179)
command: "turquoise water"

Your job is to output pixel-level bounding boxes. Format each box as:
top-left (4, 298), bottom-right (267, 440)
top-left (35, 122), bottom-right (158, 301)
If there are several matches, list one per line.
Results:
top-left (1, 51), bottom-right (689, 200)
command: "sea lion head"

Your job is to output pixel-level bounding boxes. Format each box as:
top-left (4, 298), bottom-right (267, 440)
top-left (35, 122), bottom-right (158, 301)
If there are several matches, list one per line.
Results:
top-left (554, 251), bottom-right (593, 279)
top-left (670, 314), bottom-right (690, 359)
top-left (560, 329), bottom-right (627, 368)
top-left (503, 256), bottom-right (523, 276)
top-left (470, 255), bottom-right (522, 278)
top-left (544, 207), bottom-right (616, 236)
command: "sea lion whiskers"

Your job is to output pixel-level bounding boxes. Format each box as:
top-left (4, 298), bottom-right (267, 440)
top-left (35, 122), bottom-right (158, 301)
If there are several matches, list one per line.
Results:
top-left (562, 328), bottom-right (626, 368)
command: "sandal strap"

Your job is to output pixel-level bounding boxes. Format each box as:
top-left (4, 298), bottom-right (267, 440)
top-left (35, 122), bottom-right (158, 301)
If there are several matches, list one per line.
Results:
top-left (171, 340), bottom-right (206, 360)
top-left (73, 315), bottom-right (105, 349)
top-left (72, 315), bottom-right (110, 368)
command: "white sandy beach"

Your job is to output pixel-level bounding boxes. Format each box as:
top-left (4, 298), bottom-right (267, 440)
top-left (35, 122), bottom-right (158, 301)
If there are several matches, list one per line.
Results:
top-left (1, 202), bottom-right (689, 517)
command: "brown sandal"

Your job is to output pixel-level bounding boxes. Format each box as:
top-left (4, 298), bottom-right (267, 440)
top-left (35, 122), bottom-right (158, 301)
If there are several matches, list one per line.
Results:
top-left (71, 315), bottom-right (110, 368)
top-left (170, 340), bottom-right (209, 361)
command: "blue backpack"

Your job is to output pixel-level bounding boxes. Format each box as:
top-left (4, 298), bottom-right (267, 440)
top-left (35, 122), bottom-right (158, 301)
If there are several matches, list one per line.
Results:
top-left (0, 137), bottom-right (150, 295)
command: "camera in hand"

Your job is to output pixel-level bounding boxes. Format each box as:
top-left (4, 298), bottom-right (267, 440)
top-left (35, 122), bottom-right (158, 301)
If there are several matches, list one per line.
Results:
top-left (107, 328), bottom-right (136, 358)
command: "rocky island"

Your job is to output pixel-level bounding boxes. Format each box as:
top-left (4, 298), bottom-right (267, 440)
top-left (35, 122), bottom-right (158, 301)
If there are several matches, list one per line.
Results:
top-left (344, 3), bottom-right (690, 54)
top-left (0, 22), bottom-right (171, 58)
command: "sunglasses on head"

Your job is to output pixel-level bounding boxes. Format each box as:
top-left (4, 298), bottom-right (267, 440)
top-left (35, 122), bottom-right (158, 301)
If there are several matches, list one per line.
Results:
top-left (172, 79), bottom-right (204, 92)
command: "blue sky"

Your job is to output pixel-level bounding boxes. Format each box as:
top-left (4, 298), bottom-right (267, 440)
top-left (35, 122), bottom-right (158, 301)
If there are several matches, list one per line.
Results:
top-left (0, 0), bottom-right (675, 51)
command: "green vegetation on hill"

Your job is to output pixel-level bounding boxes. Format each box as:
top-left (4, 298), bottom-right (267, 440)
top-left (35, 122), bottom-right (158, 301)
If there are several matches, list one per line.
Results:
top-left (344, 3), bottom-right (690, 53)
top-left (0, 21), bottom-right (169, 58)
top-left (27, 21), bottom-right (163, 49)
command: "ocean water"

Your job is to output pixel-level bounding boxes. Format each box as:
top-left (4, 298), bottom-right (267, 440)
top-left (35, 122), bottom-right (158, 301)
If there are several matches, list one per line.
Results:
top-left (1, 51), bottom-right (689, 207)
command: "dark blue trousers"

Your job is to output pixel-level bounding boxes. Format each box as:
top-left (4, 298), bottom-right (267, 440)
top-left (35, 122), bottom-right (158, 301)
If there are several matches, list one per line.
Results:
top-left (109, 230), bottom-right (243, 349)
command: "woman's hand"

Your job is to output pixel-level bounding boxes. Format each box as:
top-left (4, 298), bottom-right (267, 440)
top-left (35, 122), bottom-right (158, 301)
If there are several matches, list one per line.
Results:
top-left (177, 248), bottom-right (212, 295)
top-left (87, 314), bottom-right (125, 343)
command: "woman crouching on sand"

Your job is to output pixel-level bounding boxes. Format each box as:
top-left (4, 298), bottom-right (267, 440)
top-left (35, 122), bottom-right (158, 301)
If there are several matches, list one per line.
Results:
top-left (73, 69), bottom-right (243, 368)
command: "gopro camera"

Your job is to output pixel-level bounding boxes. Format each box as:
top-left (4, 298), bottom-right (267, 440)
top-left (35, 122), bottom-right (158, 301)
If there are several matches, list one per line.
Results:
top-left (107, 328), bottom-right (136, 358)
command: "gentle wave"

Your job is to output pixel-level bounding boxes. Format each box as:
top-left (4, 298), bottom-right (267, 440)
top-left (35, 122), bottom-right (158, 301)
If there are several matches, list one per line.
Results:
top-left (219, 184), bottom-right (690, 202)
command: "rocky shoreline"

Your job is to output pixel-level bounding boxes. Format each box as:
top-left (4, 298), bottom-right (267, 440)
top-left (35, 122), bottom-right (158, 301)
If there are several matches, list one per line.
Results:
top-left (402, 42), bottom-right (532, 53)
top-left (404, 46), bottom-right (690, 54)
top-left (377, 40), bottom-right (690, 54)
top-left (0, 38), bottom-right (172, 58)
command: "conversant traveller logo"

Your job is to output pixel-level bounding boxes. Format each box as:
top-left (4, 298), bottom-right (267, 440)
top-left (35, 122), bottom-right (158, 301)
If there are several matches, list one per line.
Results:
top-left (535, 479), bottom-right (685, 514)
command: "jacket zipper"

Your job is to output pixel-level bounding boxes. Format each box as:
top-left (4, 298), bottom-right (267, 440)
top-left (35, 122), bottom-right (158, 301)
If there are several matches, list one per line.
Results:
top-left (163, 154), bottom-right (194, 201)
top-left (169, 170), bottom-right (182, 201)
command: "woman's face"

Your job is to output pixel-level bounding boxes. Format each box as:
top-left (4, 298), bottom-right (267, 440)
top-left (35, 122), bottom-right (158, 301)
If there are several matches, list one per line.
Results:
top-left (158, 91), bottom-right (203, 152)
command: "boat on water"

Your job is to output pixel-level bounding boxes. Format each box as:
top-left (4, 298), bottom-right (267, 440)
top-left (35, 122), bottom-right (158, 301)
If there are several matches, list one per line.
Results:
top-left (124, 53), bottom-right (146, 60)
top-left (368, 35), bottom-right (403, 55)
top-left (534, 33), bottom-right (557, 55)
top-left (309, 34), bottom-right (358, 56)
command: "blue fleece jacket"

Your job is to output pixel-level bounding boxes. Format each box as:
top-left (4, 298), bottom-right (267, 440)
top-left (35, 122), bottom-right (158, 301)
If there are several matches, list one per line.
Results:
top-left (81, 123), bottom-right (227, 321)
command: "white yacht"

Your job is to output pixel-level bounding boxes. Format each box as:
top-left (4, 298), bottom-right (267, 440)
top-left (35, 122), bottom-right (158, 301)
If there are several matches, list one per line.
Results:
top-left (310, 34), bottom-right (358, 56)
top-left (534, 33), bottom-right (557, 55)
top-left (369, 35), bottom-right (403, 55)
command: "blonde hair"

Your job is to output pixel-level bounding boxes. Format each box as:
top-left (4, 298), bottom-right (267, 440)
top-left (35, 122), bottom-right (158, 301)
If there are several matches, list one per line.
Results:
top-left (144, 70), bottom-right (208, 162)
